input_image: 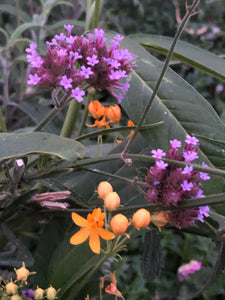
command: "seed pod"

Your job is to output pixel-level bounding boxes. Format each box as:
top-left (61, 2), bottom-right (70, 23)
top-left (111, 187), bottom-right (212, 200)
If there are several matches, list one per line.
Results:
top-left (132, 209), bottom-right (151, 229)
top-left (97, 181), bottom-right (113, 199)
top-left (104, 192), bottom-right (120, 211)
top-left (110, 214), bottom-right (128, 235)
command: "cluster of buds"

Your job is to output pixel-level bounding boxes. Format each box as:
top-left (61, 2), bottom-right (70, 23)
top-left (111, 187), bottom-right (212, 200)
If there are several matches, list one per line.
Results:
top-left (2, 262), bottom-right (58, 299)
top-left (26, 27), bottom-right (135, 103)
top-left (145, 135), bottom-right (210, 229)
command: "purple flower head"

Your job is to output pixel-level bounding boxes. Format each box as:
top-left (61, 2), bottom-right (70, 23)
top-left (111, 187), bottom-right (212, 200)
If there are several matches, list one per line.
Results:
top-left (178, 260), bottom-right (202, 282)
top-left (151, 149), bottom-right (166, 159)
top-left (185, 135), bottom-right (199, 145)
top-left (27, 74), bottom-right (41, 85)
top-left (181, 180), bottom-right (194, 191)
top-left (80, 66), bottom-right (94, 79)
top-left (71, 87), bottom-right (85, 103)
top-left (156, 160), bottom-right (168, 170)
top-left (181, 165), bottom-right (193, 175)
top-left (64, 24), bottom-right (74, 36)
top-left (183, 151), bottom-right (199, 163)
top-left (60, 75), bottom-right (73, 90)
top-left (198, 206), bottom-right (210, 222)
top-left (22, 289), bottom-right (34, 300)
top-left (87, 54), bottom-right (99, 66)
top-left (170, 139), bottom-right (182, 149)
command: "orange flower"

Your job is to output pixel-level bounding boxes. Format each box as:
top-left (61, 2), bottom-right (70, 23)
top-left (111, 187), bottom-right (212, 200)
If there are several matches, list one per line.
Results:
top-left (70, 208), bottom-right (114, 254)
top-left (88, 100), bottom-right (106, 119)
top-left (86, 116), bottom-right (110, 129)
top-left (107, 104), bottom-right (121, 123)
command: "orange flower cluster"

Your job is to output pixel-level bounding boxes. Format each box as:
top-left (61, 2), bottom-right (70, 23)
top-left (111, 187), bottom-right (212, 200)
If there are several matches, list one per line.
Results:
top-left (70, 181), bottom-right (169, 254)
top-left (87, 100), bottom-right (121, 129)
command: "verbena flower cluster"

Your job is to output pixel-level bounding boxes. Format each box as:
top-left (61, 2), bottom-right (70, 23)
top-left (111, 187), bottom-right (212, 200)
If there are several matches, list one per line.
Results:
top-left (145, 135), bottom-right (210, 229)
top-left (26, 26), bottom-right (136, 103)
top-left (177, 260), bottom-right (202, 281)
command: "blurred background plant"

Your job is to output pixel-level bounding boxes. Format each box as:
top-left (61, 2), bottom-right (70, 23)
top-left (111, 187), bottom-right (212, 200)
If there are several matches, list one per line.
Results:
top-left (0, 0), bottom-right (225, 299)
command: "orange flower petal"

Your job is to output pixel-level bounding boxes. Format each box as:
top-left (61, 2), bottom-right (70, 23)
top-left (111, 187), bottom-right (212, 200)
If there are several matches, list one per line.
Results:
top-left (70, 228), bottom-right (90, 245)
top-left (72, 212), bottom-right (88, 227)
top-left (97, 227), bottom-right (115, 240)
top-left (89, 230), bottom-right (101, 254)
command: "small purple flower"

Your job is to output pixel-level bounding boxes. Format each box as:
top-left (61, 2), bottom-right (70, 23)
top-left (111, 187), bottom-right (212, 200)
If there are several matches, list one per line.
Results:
top-left (198, 206), bottom-right (210, 222)
top-left (57, 49), bottom-right (67, 57)
top-left (156, 160), bottom-right (168, 170)
top-left (183, 151), bottom-right (199, 162)
top-left (80, 66), bottom-right (94, 79)
top-left (114, 34), bottom-right (124, 42)
top-left (64, 24), bottom-right (74, 36)
top-left (185, 135), bottom-right (199, 145)
top-left (200, 172), bottom-right (210, 180)
top-left (30, 55), bottom-right (43, 68)
top-left (151, 149), bottom-right (166, 159)
top-left (27, 74), bottom-right (41, 85)
top-left (170, 139), bottom-right (182, 149)
top-left (60, 75), bottom-right (73, 90)
top-left (109, 70), bottom-right (127, 80)
top-left (196, 189), bottom-right (204, 198)
top-left (71, 87), bottom-right (85, 102)
top-left (181, 180), bottom-right (194, 191)
top-left (178, 260), bottom-right (202, 282)
top-left (181, 165), bottom-right (193, 175)
top-left (25, 43), bottom-right (37, 53)
top-left (55, 33), bottom-right (66, 41)
top-left (87, 54), bottom-right (99, 66)
top-left (22, 289), bottom-right (34, 300)
top-left (93, 28), bottom-right (105, 39)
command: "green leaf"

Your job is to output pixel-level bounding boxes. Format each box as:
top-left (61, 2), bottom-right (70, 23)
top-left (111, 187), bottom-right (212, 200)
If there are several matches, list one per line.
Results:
top-left (0, 132), bottom-right (86, 162)
top-left (131, 34), bottom-right (225, 82)
top-left (9, 23), bottom-right (42, 43)
top-left (49, 239), bottom-right (104, 299)
top-left (0, 4), bottom-right (31, 22)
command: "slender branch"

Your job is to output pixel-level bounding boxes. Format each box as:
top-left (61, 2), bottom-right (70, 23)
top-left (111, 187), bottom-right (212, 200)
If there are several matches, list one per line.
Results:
top-left (122, 0), bottom-right (200, 157)
top-left (33, 106), bottom-right (60, 132)
top-left (0, 106), bottom-right (7, 132)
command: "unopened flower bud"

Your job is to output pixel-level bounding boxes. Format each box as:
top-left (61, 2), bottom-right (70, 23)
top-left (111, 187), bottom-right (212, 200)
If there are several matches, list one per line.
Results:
top-left (151, 211), bottom-right (169, 229)
top-left (46, 286), bottom-right (57, 300)
top-left (11, 295), bottom-right (22, 300)
top-left (104, 192), bottom-right (120, 211)
top-left (5, 282), bottom-right (18, 295)
top-left (107, 104), bottom-right (121, 123)
top-left (14, 262), bottom-right (30, 281)
top-left (34, 287), bottom-right (45, 299)
top-left (132, 209), bottom-right (151, 229)
top-left (110, 214), bottom-right (128, 235)
top-left (97, 181), bottom-right (113, 199)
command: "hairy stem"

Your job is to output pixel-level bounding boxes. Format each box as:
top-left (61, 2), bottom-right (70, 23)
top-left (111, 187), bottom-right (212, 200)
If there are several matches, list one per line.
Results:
top-left (60, 99), bottom-right (81, 137)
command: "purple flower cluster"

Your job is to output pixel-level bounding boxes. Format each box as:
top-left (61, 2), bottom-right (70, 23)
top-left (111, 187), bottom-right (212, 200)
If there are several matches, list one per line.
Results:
top-left (26, 26), bottom-right (135, 103)
top-left (145, 135), bottom-right (210, 229)
top-left (22, 289), bottom-right (34, 299)
top-left (177, 260), bottom-right (202, 281)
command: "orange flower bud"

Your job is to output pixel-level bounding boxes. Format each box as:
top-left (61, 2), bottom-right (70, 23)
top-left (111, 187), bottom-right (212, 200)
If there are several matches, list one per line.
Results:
top-left (88, 100), bottom-right (105, 119)
top-left (151, 211), bottom-right (169, 229)
top-left (11, 295), bottom-right (22, 300)
top-left (104, 192), bottom-right (120, 211)
top-left (97, 181), bottom-right (113, 199)
top-left (14, 262), bottom-right (30, 282)
top-left (107, 104), bottom-right (121, 123)
top-left (34, 287), bottom-right (45, 300)
top-left (132, 209), bottom-right (151, 229)
top-left (5, 282), bottom-right (18, 295)
top-left (46, 286), bottom-right (57, 300)
top-left (110, 214), bottom-right (128, 235)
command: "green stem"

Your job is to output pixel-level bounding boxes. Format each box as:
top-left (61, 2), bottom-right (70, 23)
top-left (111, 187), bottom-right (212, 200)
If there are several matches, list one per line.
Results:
top-left (60, 99), bottom-right (81, 137)
top-left (33, 106), bottom-right (60, 132)
top-left (93, 0), bottom-right (101, 28)
top-left (122, 0), bottom-right (200, 156)
top-left (0, 106), bottom-right (7, 132)
top-left (77, 88), bottom-right (95, 136)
